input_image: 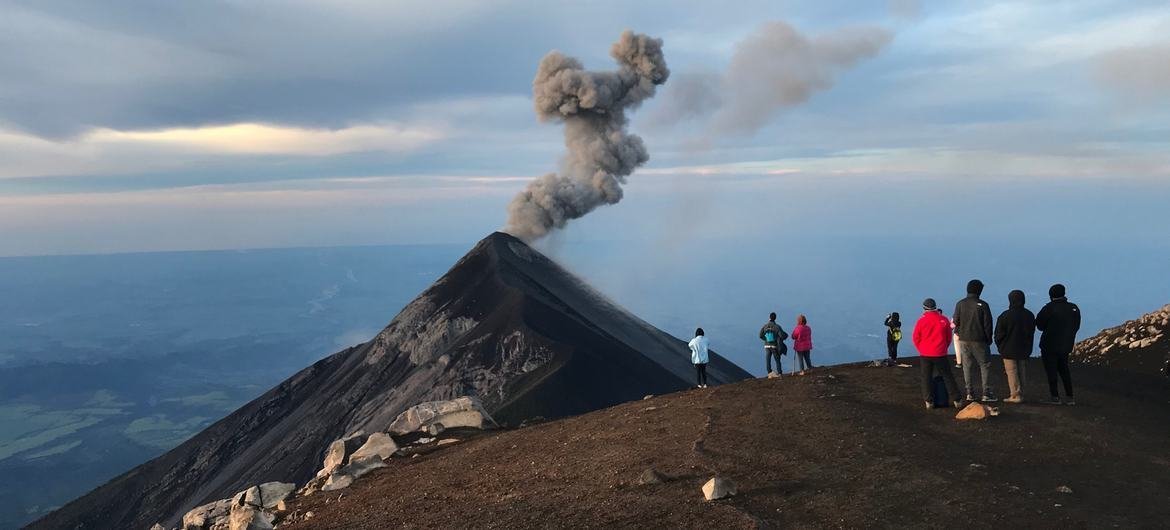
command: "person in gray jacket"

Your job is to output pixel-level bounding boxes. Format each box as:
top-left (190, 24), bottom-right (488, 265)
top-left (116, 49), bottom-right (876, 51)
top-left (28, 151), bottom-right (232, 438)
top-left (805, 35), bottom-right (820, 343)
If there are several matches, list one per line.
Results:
top-left (759, 312), bottom-right (788, 377)
top-left (953, 279), bottom-right (997, 402)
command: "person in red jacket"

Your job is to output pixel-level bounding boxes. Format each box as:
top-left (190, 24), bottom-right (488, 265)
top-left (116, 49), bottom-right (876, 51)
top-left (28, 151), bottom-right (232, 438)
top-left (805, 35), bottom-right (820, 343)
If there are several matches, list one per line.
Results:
top-left (913, 298), bottom-right (963, 409)
top-left (792, 314), bottom-right (813, 375)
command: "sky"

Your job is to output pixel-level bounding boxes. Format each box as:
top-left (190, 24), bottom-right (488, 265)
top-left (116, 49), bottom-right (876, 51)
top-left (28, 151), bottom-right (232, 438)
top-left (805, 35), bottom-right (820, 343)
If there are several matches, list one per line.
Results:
top-left (1, 0), bottom-right (1169, 256)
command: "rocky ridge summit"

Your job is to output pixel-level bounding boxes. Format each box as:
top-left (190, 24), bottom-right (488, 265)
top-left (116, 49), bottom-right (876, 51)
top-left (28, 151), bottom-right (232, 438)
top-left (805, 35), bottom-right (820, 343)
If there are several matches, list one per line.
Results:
top-left (32, 232), bottom-right (750, 530)
top-left (1073, 304), bottom-right (1170, 375)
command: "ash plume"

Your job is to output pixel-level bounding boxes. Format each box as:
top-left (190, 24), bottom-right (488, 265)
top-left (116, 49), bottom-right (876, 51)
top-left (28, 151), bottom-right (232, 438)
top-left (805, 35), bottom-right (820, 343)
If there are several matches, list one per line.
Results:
top-left (505, 31), bottom-right (670, 242)
top-left (653, 21), bottom-right (891, 137)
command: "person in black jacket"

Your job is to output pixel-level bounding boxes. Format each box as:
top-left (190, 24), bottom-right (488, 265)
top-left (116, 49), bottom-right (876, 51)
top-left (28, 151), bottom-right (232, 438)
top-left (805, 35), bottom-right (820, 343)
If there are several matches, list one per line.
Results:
top-left (953, 279), bottom-right (996, 402)
top-left (1036, 284), bottom-right (1080, 405)
top-left (884, 312), bottom-right (902, 363)
top-left (994, 290), bottom-right (1035, 403)
top-left (759, 313), bottom-right (788, 377)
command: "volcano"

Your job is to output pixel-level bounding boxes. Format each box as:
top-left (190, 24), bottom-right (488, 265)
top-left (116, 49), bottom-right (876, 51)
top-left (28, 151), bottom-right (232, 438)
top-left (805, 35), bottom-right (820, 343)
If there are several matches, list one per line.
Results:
top-left (33, 232), bottom-right (750, 529)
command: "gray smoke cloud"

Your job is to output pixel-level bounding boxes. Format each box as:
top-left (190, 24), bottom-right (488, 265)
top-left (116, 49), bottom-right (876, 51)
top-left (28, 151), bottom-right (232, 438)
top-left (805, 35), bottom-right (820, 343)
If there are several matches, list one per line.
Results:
top-left (653, 21), bottom-right (892, 137)
top-left (505, 31), bottom-right (669, 242)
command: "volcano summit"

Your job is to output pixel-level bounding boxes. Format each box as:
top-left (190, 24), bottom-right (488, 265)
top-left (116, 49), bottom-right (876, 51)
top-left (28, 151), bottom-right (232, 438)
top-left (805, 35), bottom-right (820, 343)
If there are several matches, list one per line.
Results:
top-left (33, 232), bottom-right (749, 529)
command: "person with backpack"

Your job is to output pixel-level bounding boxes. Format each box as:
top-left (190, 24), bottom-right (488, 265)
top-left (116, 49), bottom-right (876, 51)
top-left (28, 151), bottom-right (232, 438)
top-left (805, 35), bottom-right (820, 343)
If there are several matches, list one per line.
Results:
top-left (914, 298), bottom-right (963, 410)
top-left (1035, 284), bottom-right (1080, 405)
top-left (994, 290), bottom-right (1035, 403)
top-left (953, 279), bottom-right (996, 402)
top-left (884, 312), bottom-right (902, 364)
top-left (689, 327), bottom-right (710, 389)
top-left (759, 312), bottom-right (788, 377)
top-left (792, 314), bottom-right (813, 375)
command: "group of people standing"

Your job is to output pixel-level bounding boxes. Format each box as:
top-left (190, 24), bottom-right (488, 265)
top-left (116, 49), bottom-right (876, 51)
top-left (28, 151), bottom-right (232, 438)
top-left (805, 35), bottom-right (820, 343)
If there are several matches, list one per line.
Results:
top-left (687, 312), bottom-right (815, 388)
top-left (907, 279), bottom-right (1081, 409)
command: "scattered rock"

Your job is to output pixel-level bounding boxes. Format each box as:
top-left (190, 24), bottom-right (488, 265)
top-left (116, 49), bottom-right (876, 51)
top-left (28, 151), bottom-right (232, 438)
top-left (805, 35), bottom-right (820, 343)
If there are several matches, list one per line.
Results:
top-left (702, 477), bottom-right (737, 501)
top-left (150, 524), bottom-right (166, 530)
top-left (227, 502), bottom-right (274, 530)
top-left (643, 395), bottom-right (654, 400)
top-left (182, 498), bottom-right (232, 530)
top-left (426, 422), bottom-right (447, 436)
top-left (1057, 485), bottom-right (1074, 494)
top-left (638, 468), bottom-right (669, 485)
top-left (317, 431), bottom-right (368, 479)
top-left (321, 472), bottom-right (355, 492)
top-left (241, 482), bottom-right (295, 510)
top-left (342, 455), bottom-right (388, 479)
top-left (388, 396), bottom-right (495, 435)
top-left (437, 438), bottom-right (460, 446)
top-left (350, 432), bottom-right (398, 462)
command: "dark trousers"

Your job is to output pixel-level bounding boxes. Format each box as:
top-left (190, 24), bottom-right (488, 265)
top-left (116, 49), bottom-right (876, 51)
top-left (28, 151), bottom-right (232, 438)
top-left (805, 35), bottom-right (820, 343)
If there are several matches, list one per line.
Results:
top-left (765, 346), bottom-right (782, 373)
top-left (695, 363), bottom-right (708, 386)
top-left (920, 356), bottom-right (961, 403)
top-left (796, 350), bottom-right (813, 371)
top-left (887, 337), bottom-right (899, 360)
top-left (1041, 350), bottom-right (1073, 397)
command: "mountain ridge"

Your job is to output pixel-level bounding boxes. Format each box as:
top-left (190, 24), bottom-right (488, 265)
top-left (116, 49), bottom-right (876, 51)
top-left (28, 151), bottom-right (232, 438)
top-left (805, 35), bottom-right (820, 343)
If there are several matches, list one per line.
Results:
top-left (31, 232), bottom-right (750, 529)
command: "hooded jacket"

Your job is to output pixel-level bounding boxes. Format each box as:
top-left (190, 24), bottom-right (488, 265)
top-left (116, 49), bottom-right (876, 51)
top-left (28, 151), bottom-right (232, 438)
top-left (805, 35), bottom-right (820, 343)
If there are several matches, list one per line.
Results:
top-left (1036, 297), bottom-right (1081, 354)
top-left (913, 310), bottom-right (953, 357)
top-left (688, 335), bottom-right (710, 364)
top-left (953, 293), bottom-right (994, 343)
top-left (792, 324), bottom-right (812, 352)
top-left (759, 321), bottom-right (788, 347)
top-left (994, 290), bottom-right (1035, 359)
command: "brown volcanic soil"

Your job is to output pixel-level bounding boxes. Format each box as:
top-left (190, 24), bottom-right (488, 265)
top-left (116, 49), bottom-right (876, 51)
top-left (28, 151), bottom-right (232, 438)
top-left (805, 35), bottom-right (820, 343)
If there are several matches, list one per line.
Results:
top-left (283, 357), bottom-right (1170, 529)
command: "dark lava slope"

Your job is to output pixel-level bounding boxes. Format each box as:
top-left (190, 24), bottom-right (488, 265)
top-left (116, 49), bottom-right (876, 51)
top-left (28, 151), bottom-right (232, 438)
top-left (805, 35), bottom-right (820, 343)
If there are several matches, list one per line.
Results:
top-left (32, 232), bottom-right (749, 529)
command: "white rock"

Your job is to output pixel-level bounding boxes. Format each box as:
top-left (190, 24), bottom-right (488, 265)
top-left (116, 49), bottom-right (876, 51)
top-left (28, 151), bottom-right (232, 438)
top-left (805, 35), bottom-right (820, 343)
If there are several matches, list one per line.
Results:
top-left (182, 498), bottom-right (232, 530)
top-left (321, 472), bottom-right (355, 492)
top-left (242, 482), bottom-right (296, 510)
top-left (351, 432), bottom-right (398, 462)
top-left (227, 502), bottom-right (274, 530)
top-left (702, 477), bottom-right (737, 501)
top-left (342, 454), bottom-right (388, 479)
top-left (317, 431), bottom-right (367, 478)
top-left (388, 396), bottom-right (494, 435)
top-left (151, 524), bottom-right (167, 530)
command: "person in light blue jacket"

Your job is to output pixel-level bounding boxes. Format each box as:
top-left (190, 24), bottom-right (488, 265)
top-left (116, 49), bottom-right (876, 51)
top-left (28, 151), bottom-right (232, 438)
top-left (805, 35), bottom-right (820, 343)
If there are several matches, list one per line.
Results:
top-left (689, 327), bottom-right (710, 388)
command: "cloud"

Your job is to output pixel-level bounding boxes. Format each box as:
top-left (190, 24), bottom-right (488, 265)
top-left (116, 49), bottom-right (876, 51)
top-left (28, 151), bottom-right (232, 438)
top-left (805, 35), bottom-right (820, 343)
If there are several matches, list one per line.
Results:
top-left (1095, 44), bottom-right (1170, 103)
top-left (88, 123), bottom-right (444, 156)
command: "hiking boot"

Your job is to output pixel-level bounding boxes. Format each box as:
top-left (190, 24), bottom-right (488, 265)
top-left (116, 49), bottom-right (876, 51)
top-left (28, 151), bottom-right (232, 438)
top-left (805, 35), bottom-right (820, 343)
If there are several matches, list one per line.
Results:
top-left (1064, 398), bottom-right (1076, 406)
top-left (965, 394), bottom-right (975, 402)
top-left (1004, 396), bottom-right (1023, 404)
top-left (952, 400), bottom-right (964, 409)
top-left (981, 393), bottom-right (999, 403)
top-left (1046, 396), bottom-right (1063, 405)
top-left (925, 401), bottom-right (935, 410)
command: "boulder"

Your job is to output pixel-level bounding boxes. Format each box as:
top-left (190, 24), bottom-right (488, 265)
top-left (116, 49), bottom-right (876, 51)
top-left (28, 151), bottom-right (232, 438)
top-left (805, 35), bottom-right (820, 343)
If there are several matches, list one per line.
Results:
top-left (350, 432), bottom-right (398, 462)
top-left (182, 498), bottom-right (232, 530)
top-left (317, 431), bottom-right (367, 478)
top-left (321, 472), bottom-right (354, 492)
top-left (342, 454), bottom-right (388, 479)
top-left (702, 477), bottom-right (737, 501)
top-left (241, 482), bottom-right (295, 510)
top-left (227, 503), bottom-right (274, 530)
top-left (955, 402), bottom-right (1000, 420)
top-left (151, 524), bottom-right (168, 530)
top-left (388, 396), bottom-right (494, 435)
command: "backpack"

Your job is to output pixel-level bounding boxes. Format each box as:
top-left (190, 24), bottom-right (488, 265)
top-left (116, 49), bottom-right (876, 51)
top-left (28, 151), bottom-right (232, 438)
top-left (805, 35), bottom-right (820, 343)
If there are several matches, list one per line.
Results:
top-left (891, 328), bottom-right (902, 342)
top-left (764, 330), bottom-right (776, 343)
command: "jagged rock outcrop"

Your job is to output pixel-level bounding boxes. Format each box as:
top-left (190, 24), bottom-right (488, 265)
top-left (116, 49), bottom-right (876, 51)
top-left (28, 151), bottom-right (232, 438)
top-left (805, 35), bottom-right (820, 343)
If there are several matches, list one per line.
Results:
top-left (177, 481), bottom-right (293, 530)
top-left (32, 232), bottom-right (750, 529)
top-left (1073, 304), bottom-right (1170, 374)
top-left (388, 396), bottom-right (493, 435)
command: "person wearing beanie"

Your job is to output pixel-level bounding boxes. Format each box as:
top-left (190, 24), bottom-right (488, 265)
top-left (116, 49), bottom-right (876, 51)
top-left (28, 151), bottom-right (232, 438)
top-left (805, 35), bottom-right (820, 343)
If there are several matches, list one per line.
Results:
top-left (884, 312), bottom-right (902, 363)
top-left (1036, 284), bottom-right (1080, 405)
top-left (913, 298), bottom-right (963, 409)
top-left (953, 279), bottom-right (997, 402)
top-left (994, 290), bottom-right (1036, 403)
top-left (759, 312), bottom-right (788, 377)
